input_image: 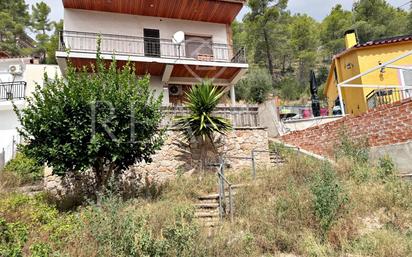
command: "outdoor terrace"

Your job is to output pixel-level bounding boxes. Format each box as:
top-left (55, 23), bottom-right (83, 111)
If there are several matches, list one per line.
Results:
top-left (161, 106), bottom-right (260, 128)
top-left (59, 30), bottom-right (247, 64)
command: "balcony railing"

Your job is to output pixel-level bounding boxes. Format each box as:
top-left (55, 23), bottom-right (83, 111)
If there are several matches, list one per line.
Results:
top-left (161, 106), bottom-right (260, 128)
top-left (367, 88), bottom-right (412, 109)
top-left (59, 30), bottom-right (247, 64)
top-left (0, 81), bottom-right (26, 101)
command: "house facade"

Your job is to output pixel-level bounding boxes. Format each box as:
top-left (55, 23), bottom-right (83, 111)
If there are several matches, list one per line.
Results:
top-left (325, 31), bottom-right (412, 115)
top-left (0, 57), bottom-right (61, 165)
top-left (56, 0), bottom-right (249, 106)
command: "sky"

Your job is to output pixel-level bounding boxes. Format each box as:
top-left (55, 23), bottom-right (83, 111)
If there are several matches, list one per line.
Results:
top-left (26, 0), bottom-right (409, 23)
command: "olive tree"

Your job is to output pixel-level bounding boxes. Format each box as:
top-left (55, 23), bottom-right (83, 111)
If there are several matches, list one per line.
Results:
top-left (16, 50), bottom-right (164, 191)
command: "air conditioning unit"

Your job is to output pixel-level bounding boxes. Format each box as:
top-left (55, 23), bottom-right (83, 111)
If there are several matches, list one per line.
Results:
top-left (9, 65), bottom-right (23, 75)
top-left (169, 85), bottom-right (183, 96)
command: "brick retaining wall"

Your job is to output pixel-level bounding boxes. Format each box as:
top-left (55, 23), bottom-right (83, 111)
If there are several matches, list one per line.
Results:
top-left (281, 99), bottom-right (412, 157)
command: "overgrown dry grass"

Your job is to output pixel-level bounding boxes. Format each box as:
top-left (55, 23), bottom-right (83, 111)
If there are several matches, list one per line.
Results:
top-left (1, 142), bottom-right (412, 256)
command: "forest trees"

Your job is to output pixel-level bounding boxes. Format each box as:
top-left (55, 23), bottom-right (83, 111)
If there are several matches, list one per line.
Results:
top-left (235, 0), bottom-right (412, 103)
top-left (0, 0), bottom-right (30, 56)
top-left (0, 0), bottom-right (60, 64)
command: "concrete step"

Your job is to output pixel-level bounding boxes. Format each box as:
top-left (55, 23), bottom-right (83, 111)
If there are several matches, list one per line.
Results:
top-left (198, 194), bottom-right (220, 200)
top-left (195, 211), bottom-right (220, 218)
top-left (195, 203), bottom-right (219, 209)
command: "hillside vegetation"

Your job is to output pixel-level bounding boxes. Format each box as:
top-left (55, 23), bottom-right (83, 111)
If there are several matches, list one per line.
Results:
top-left (1, 140), bottom-right (412, 257)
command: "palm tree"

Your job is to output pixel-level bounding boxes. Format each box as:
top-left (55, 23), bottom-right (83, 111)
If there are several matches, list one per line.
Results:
top-left (175, 81), bottom-right (232, 171)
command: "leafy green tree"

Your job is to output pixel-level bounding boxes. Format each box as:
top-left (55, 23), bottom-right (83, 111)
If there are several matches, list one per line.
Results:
top-left (244, 0), bottom-right (288, 86)
top-left (16, 46), bottom-right (164, 192)
top-left (290, 14), bottom-right (319, 85)
top-left (31, 1), bottom-right (52, 63)
top-left (46, 19), bottom-right (63, 64)
top-left (236, 68), bottom-right (273, 103)
top-left (353, 0), bottom-right (408, 43)
top-left (175, 82), bottom-right (232, 170)
top-left (320, 5), bottom-right (353, 57)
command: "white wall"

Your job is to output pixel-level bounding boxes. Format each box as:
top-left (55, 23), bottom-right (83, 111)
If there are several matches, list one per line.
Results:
top-left (0, 63), bottom-right (61, 163)
top-left (23, 64), bottom-right (61, 96)
top-left (64, 9), bottom-right (229, 44)
top-left (150, 76), bottom-right (169, 106)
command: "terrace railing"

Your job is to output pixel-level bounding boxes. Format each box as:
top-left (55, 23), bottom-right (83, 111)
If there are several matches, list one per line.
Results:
top-left (0, 81), bottom-right (26, 101)
top-left (59, 30), bottom-right (247, 64)
top-left (366, 88), bottom-right (412, 109)
top-left (161, 106), bottom-right (260, 128)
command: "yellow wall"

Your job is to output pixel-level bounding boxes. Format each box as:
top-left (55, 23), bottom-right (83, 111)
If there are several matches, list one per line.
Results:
top-left (326, 41), bottom-right (412, 115)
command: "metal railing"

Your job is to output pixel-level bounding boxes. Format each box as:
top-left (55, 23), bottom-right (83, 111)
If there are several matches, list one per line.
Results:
top-left (209, 160), bottom-right (234, 222)
top-left (161, 106), bottom-right (260, 128)
top-left (366, 88), bottom-right (412, 109)
top-left (0, 81), bottom-right (26, 101)
top-left (59, 30), bottom-right (247, 64)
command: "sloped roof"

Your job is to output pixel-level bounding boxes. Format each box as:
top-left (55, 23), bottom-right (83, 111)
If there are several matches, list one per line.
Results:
top-left (336, 34), bottom-right (412, 58)
top-left (354, 34), bottom-right (412, 49)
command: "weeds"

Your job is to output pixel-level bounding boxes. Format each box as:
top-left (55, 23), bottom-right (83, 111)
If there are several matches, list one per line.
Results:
top-left (0, 144), bottom-right (411, 257)
top-left (311, 164), bottom-right (348, 240)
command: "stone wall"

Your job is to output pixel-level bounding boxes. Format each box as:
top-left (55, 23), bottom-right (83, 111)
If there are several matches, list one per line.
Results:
top-left (281, 99), bottom-right (412, 157)
top-left (45, 128), bottom-right (270, 195)
top-left (129, 128), bottom-right (270, 183)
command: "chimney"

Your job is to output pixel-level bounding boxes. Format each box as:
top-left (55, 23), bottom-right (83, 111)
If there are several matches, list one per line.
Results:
top-left (344, 29), bottom-right (358, 49)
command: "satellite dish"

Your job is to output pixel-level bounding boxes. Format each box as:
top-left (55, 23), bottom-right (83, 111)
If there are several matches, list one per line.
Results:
top-left (172, 31), bottom-right (185, 44)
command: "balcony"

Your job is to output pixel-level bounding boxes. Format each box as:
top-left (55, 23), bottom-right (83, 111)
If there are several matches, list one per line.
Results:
top-left (0, 82), bottom-right (26, 102)
top-left (59, 30), bottom-right (247, 64)
top-left (367, 88), bottom-right (412, 109)
top-left (161, 106), bottom-right (260, 128)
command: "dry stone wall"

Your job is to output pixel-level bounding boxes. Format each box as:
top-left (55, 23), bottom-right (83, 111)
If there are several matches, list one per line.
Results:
top-left (45, 128), bottom-right (270, 195)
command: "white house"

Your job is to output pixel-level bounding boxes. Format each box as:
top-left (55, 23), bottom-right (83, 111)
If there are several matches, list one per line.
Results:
top-left (56, 0), bottom-right (249, 106)
top-left (0, 57), bottom-right (61, 164)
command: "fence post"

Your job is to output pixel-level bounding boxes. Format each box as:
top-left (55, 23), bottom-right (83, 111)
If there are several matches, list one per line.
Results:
top-left (11, 136), bottom-right (15, 159)
top-left (251, 150), bottom-right (256, 180)
top-left (229, 186), bottom-right (234, 222)
top-left (0, 148), bottom-right (5, 171)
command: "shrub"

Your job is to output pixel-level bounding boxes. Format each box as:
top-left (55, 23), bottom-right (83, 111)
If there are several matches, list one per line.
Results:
top-left (235, 68), bottom-right (273, 103)
top-left (30, 243), bottom-right (52, 257)
top-left (311, 164), bottom-right (348, 239)
top-left (0, 218), bottom-right (29, 257)
top-left (3, 153), bottom-right (44, 183)
top-left (16, 42), bottom-right (164, 193)
top-left (335, 129), bottom-right (369, 163)
top-left (277, 76), bottom-right (303, 101)
top-left (377, 155), bottom-right (396, 180)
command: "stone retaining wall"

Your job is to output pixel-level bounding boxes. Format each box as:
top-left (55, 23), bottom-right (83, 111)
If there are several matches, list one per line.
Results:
top-left (45, 128), bottom-right (270, 196)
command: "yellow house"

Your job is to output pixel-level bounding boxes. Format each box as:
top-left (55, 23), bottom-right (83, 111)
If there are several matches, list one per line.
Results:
top-left (325, 30), bottom-right (412, 115)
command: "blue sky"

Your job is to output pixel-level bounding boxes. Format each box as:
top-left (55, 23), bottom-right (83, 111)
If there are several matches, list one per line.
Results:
top-left (25, 0), bottom-right (409, 22)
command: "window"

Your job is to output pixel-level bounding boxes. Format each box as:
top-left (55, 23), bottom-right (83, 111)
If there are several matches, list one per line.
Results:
top-left (144, 29), bottom-right (160, 57)
top-left (401, 70), bottom-right (412, 99)
top-left (185, 35), bottom-right (213, 60)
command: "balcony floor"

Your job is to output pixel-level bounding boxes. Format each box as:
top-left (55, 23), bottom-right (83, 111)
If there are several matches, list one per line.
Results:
top-left (56, 51), bottom-right (248, 85)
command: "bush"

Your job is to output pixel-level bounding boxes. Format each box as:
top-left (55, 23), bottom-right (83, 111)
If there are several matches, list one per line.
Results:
top-left (335, 130), bottom-right (369, 163)
top-left (0, 218), bottom-right (29, 257)
top-left (311, 164), bottom-right (348, 239)
top-left (3, 153), bottom-right (44, 183)
top-left (377, 155), bottom-right (396, 180)
top-left (277, 76), bottom-right (303, 101)
top-left (235, 68), bottom-right (273, 103)
top-left (17, 43), bottom-right (164, 192)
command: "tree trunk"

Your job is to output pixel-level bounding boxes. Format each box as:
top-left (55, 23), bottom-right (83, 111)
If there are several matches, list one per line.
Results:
top-left (263, 28), bottom-right (276, 87)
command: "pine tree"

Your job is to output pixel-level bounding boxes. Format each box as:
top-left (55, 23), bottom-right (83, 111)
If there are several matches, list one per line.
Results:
top-left (31, 1), bottom-right (52, 63)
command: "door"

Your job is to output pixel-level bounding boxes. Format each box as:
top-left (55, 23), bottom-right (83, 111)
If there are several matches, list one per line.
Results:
top-left (144, 29), bottom-right (160, 57)
top-left (185, 35), bottom-right (213, 60)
